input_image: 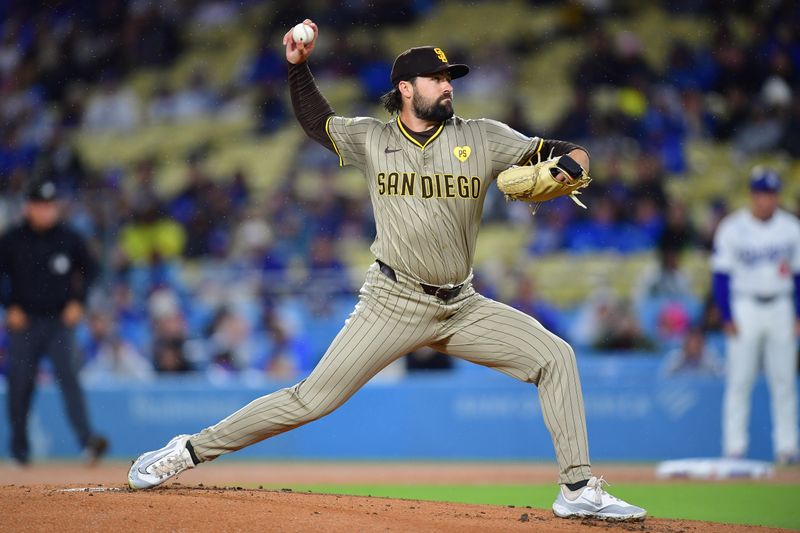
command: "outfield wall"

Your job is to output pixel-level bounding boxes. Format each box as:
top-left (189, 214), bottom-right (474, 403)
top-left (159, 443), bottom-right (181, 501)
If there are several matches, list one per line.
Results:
top-left (0, 356), bottom-right (792, 462)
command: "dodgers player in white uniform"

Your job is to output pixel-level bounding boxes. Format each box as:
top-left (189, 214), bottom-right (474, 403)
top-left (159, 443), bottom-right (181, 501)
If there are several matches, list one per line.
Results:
top-left (712, 168), bottom-right (800, 464)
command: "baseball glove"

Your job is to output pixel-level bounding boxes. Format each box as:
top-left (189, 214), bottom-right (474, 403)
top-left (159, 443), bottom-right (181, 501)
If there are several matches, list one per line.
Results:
top-left (497, 154), bottom-right (592, 212)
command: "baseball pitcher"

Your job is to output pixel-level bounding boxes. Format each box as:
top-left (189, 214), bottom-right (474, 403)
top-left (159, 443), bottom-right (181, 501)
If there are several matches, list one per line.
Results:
top-left (128, 20), bottom-right (645, 521)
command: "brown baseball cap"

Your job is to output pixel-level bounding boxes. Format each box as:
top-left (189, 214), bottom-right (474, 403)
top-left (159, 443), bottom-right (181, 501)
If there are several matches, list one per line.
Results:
top-left (390, 46), bottom-right (469, 86)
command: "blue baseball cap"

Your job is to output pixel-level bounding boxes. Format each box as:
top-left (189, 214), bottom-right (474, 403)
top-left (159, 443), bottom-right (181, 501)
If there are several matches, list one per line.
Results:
top-left (749, 169), bottom-right (781, 193)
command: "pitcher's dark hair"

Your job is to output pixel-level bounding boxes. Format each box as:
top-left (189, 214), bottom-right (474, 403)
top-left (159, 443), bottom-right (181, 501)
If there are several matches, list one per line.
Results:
top-left (380, 87), bottom-right (402, 114)
top-left (380, 77), bottom-right (416, 115)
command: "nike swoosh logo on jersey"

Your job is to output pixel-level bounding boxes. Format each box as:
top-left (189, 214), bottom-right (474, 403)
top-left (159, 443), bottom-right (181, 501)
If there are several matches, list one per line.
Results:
top-left (384, 147), bottom-right (402, 153)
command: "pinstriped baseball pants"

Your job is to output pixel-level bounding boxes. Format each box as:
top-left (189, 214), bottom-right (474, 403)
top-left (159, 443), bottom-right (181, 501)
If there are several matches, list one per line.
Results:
top-left (191, 262), bottom-right (592, 484)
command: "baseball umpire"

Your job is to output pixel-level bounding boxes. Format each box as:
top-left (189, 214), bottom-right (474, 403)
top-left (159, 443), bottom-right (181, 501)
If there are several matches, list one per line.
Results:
top-left (128, 20), bottom-right (645, 521)
top-left (0, 180), bottom-right (107, 464)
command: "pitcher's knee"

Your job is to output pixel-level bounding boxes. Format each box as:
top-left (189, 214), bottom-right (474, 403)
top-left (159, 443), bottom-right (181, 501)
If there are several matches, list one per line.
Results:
top-left (537, 337), bottom-right (578, 377)
top-left (546, 337), bottom-right (577, 367)
top-left (516, 337), bottom-right (576, 384)
top-left (288, 382), bottom-right (341, 423)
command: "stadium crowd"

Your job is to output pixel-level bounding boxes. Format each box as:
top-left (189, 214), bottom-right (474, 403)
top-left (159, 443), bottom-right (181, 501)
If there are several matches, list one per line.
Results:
top-left (0, 0), bottom-right (798, 380)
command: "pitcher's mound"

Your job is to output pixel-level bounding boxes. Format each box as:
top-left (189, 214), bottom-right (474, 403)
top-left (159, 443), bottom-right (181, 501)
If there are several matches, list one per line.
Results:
top-left (0, 484), bottom-right (781, 532)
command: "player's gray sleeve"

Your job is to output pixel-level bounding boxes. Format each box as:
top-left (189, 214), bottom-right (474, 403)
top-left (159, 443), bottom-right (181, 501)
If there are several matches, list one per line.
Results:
top-left (479, 119), bottom-right (541, 175)
top-left (325, 116), bottom-right (381, 171)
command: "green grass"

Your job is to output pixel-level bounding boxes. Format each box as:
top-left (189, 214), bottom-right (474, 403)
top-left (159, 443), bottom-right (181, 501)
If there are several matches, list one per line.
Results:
top-left (253, 483), bottom-right (800, 530)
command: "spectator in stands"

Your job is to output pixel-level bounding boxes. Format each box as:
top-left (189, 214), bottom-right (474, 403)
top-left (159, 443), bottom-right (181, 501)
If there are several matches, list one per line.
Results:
top-left (634, 247), bottom-right (695, 303)
top-left (338, 197), bottom-right (375, 240)
top-left (82, 73), bottom-right (141, 133)
top-left (0, 125), bottom-right (38, 180)
top-left (733, 103), bottom-right (784, 158)
top-left (257, 83), bottom-right (290, 134)
top-left (124, 2), bottom-right (182, 68)
top-left (124, 158), bottom-right (160, 209)
top-left (81, 309), bottom-right (154, 381)
top-left (110, 281), bottom-right (151, 349)
top-left (552, 88), bottom-right (592, 143)
top-left (656, 300), bottom-right (692, 346)
top-left (230, 206), bottom-right (272, 262)
top-left (659, 201), bottom-right (696, 251)
top-left (244, 34), bottom-right (286, 86)
top-left (632, 196), bottom-right (664, 248)
top-left (573, 30), bottom-right (620, 87)
top-left (305, 234), bottom-right (351, 299)
top-left (570, 287), bottom-right (654, 351)
top-left (147, 82), bottom-right (178, 124)
top-left (527, 204), bottom-right (569, 255)
top-left (205, 306), bottom-right (253, 370)
top-left (217, 84), bottom-right (251, 123)
top-left (633, 243), bottom-right (699, 345)
top-left (0, 26), bottom-right (22, 77)
top-left (630, 153), bottom-right (668, 210)
top-left (173, 68), bottom-right (218, 121)
top-left (660, 326), bottom-right (724, 377)
top-left (168, 156), bottom-right (210, 221)
top-left (681, 88), bottom-right (717, 140)
top-left (779, 94), bottom-right (800, 158)
top-left (35, 127), bottom-right (88, 194)
top-left (714, 86), bottom-right (750, 141)
top-left (509, 273), bottom-right (563, 338)
top-left (305, 183), bottom-right (345, 237)
top-left (664, 40), bottom-right (714, 92)
top-left (640, 86), bottom-right (688, 173)
top-left (149, 288), bottom-right (192, 373)
top-left (504, 99), bottom-right (537, 138)
top-left (357, 43), bottom-right (394, 102)
top-left (713, 39), bottom-right (756, 96)
top-left (615, 31), bottom-right (654, 88)
top-left (256, 304), bottom-right (312, 379)
top-left (461, 44), bottom-right (512, 101)
top-left (565, 197), bottom-right (650, 254)
top-left (698, 198), bottom-right (729, 251)
top-left (119, 199), bottom-right (186, 270)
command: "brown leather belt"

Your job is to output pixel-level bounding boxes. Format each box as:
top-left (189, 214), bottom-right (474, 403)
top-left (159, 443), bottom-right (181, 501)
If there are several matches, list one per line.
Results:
top-left (376, 260), bottom-right (464, 302)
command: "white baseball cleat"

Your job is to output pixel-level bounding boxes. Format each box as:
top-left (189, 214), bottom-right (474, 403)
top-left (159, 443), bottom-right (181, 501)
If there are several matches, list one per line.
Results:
top-left (552, 476), bottom-right (646, 521)
top-left (128, 434), bottom-right (195, 490)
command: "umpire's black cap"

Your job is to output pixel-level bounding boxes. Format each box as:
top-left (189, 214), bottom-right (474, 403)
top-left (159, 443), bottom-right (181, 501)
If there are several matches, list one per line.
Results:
top-left (26, 179), bottom-right (59, 202)
top-left (390, 46), bottom-right (470, 86)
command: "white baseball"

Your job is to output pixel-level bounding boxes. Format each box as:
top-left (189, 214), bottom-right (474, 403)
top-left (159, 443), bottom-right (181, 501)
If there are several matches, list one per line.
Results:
top-left (292, 23), bottom-right (314, 44)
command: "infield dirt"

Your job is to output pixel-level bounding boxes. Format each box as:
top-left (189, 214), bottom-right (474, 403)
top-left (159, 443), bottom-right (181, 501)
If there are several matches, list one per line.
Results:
top-left (1, 462), bottom-right (797, 532)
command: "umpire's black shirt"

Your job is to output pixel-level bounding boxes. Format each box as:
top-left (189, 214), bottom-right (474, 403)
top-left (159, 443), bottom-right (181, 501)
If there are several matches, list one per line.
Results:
top-left (0, 222), bottom-right (97, 317)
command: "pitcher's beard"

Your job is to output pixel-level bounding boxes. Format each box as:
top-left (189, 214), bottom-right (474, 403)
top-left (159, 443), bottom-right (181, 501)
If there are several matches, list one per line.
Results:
top-left (412, 93), bottom-right (454, 122)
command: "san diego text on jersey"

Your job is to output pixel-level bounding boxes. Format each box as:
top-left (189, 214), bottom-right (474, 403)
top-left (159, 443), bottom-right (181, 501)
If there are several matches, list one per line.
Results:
top-left (376, 172), bottom-right (482, 199)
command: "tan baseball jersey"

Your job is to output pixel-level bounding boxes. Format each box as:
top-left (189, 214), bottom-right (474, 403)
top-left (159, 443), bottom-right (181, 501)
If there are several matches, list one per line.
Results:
top-left (325, 115), bottom-right (542, 285)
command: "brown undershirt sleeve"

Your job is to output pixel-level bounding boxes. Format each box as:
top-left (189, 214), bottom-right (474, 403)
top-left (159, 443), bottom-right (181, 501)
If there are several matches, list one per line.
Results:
top-left (538, 139), bottom-right (590, 162)
top-left (288, 61), bottom-right (335, 152)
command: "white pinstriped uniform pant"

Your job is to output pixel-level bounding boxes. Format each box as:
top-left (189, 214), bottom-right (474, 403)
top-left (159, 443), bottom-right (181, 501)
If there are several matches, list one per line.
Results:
top-left (191, 262), bottom-right (592, 484)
